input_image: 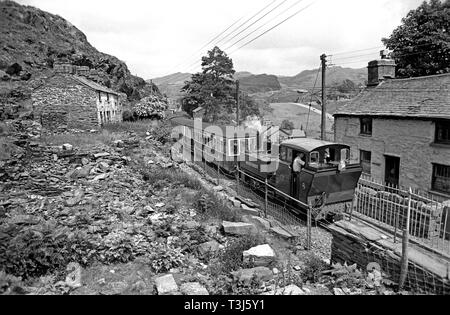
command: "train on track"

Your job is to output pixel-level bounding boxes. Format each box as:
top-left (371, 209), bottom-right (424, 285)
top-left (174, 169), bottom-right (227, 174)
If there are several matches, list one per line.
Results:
top-left (169, 116), bottom-right (363, 221)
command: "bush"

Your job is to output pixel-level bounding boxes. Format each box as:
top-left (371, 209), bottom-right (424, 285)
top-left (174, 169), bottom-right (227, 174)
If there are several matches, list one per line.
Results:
top-left (211, 234), bottom-right (266, 275)
top-left (148, 121), bottom-right (173, 144)
top-left (195, 191), bottom-right (242, 222)
top-left (122, 109), bottom-right (135, 122)
top-left (133, 95), bottom-right (168, 119)
top-left (209, 274), bottom-right (263, 295)
top-left (147, 244), bottom-right (186, 274)
top-left (299, 253), bottom-right (328, 282)
top-left (0, 225), bottom-right (98, 279)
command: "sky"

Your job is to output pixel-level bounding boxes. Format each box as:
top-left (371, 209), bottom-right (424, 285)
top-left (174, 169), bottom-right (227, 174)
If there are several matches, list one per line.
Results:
top-left (17, 0), bottom-right (424, 79)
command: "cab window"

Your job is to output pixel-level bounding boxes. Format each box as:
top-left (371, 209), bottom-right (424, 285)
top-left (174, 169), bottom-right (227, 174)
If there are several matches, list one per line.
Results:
top-left (310, 151), bottom-right (319, 164)
top-left (341, 148), bottom-right (350, 161)
top-left (286, 148), bottom-right (293, 163)
top-left (280, 147), bottom-right (287, 161)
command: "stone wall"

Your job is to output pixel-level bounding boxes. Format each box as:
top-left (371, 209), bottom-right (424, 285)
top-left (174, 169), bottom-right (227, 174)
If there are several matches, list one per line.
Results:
top-left (335, 116), bottom-right (450, 198)
top-left (32, 74), bottom-right (101, 130)
top-left (329, 220), bottom-right (450, 295)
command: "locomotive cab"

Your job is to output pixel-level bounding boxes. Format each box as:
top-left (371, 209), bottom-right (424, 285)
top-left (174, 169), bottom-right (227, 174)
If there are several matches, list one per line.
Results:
top-left (272, 139), bottom-right (362, 219)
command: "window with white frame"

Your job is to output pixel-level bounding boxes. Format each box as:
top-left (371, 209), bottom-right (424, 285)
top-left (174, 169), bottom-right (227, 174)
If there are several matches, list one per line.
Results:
top-left (229, 139), bottom-right (240, 156)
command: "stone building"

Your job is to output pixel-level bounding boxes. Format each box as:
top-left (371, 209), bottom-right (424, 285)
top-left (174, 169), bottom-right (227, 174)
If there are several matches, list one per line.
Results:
top-left (334, 53), bottom-right (450, 198)
top-left (32, 63), bottom-right (122, 131)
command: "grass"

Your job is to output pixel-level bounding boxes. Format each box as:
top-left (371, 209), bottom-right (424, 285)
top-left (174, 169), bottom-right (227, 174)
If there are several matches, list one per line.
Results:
top-left (103, 120), bottom-right (157, 135)
top-left (265, 103), bottom-right (334, 141)
top-left (39, 130), bottom-right (121, 148)
top-left (210, 234), bottom-right (267, 275)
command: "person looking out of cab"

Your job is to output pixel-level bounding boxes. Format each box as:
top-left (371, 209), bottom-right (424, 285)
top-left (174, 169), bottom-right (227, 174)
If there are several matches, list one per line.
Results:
top-left (293, 153), bottom-right (305, 174)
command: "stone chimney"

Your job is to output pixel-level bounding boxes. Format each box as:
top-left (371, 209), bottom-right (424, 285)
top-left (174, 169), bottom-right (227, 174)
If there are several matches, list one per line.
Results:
top-left (54, 62), bottom-right (74, 75)
top-left (75, 66), bottom-right (90, 77)
top-left (367, 50), bottom-right (396, 86)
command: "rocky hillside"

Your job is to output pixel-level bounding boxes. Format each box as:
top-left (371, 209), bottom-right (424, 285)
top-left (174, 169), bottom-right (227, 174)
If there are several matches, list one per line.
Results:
top-left (0, 0), bottom-right (159, 111)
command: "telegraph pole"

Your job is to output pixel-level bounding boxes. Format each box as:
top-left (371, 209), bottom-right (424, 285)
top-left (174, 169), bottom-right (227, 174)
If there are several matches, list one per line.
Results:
top-left (320, 54), bottom-right (327, 141)
top-left (236, 80), bottom-right (240, 126)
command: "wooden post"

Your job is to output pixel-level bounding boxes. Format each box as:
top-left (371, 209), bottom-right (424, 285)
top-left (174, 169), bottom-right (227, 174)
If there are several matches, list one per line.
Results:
top-left (399, 188), bottom-right (412, 290)
top-left (307, 205), bottom-right (312, 251)
top-left (265, 178), bottom-right (268, 219)
top-left (320, 54), bottom-right (327, 141)
top-left (236, 165), bottom-right (240, 194)
top-left (217, 162), bottom-right (220, 186)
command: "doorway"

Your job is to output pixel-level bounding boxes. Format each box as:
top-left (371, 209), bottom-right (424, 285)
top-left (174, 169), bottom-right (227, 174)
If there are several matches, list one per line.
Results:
top-left (385, 155), bottom-right (400, 187)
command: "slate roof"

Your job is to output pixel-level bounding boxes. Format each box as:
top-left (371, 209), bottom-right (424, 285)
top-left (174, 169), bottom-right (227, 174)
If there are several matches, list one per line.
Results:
top-left (334, 73), bottom-right (450, 119)
top-left (72, 75), bottom-right (119, 96)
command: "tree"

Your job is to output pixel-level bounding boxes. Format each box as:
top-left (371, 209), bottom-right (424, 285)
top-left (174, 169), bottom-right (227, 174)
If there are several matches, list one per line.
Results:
top-left (238, 92), bottom-right (260, 123)
top-left (337, 79), bottom-right (357, 94)
top-left (280, 120), bottom-right (294, 130)
top-left (133, 95), bottom-right (168, 119)
top-left (181, 46), bottom-right (236, 123)
top-left (382, 0), bottom-right (450, 77)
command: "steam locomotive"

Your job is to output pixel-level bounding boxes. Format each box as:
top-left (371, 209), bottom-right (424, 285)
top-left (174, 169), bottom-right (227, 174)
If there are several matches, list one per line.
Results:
top-left (169, 116), bottom-right (362, 220)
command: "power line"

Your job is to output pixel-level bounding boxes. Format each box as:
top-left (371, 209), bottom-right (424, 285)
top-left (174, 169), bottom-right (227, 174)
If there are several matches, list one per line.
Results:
top-left (214, 0), bottom-right (280, 48)
top-left (222, 0), bottom-right (290, 50)
top-left (166, 15), bottom-right (246, 75)
top-left (331, 47), bottom-right (447, 67)
top-left (169, 0), bottom-right (279, 76)
top-left (229, 0), bottom-right (317, 55)
top-left (224, 0), bottom-right (306, 52)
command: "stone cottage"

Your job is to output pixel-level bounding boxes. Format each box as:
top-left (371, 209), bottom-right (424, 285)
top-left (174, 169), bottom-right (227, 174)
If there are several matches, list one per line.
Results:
top-left (32, 63), bottom-right (122, 131)
top-left (334, 52), bottom-right (450, 198)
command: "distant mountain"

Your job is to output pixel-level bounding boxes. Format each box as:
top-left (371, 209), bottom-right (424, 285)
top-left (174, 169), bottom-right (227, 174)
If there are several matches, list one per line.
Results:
top-left (149, 72), bottom-right (192, 99)
top-left (151, 72), bottom-right (192, 86)
top-left (0, 0), bottom-right (159, 106)
top-left (150, 66), bottom-right (367, 101)
top-left (239, 74), bottom-right (282, 94)
top-left (234, 71), bottom-right (253, 80)
top-left (279, 66), bottom-right (367, 88)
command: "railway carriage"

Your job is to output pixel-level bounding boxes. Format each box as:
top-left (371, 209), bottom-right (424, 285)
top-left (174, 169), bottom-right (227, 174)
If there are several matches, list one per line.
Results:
top-left (170, 117), bottom-right (362, 221)
top-left (170, 117), bottom-right (258, 173)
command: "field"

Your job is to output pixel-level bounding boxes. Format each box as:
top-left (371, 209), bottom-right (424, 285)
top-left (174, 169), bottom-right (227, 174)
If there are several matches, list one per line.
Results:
top-left (264, 103), bottom-right (334, 141)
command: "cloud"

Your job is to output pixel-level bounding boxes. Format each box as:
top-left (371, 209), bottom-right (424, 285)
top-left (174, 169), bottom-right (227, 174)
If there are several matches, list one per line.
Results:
top-left (16, 0), bottom-right (424, 78)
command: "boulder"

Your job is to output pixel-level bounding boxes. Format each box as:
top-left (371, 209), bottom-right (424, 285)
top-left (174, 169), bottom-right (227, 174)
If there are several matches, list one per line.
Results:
top-left (213, 186), bottom-right (224, 192)
top-left (155, 274), bottom-right (179, 295)
top-left (246, 216), bottom-right (271, 230)
top-left (94, 152), bottom-right (111, 159)
top-left (62, 143), bottom-right (73, 151)
top-left (93, 173), bottom-right (108, 181)
top-left (180, 282), bottom-right (209, 295)
top-left (241, 204), bottom-right (260, 216)
top-left (198, 240), bottom-right (222, 256)
top-left (183, 220), bottom-right (201, 230)
top-left (98, 162), bottom-right (110, 172)
top-left (232, 267), bottom-right (273, 284)
top-left (222, 221), bottom-right (257, 236)
top-left (262, 284), bottom-right (305, 295)
top-left (270, 226), bottom-right (295, 240)
top-left (243, 244), bottom-right (276, 267)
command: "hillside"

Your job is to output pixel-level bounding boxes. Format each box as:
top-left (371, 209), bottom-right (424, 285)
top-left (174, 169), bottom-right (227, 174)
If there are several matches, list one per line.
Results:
top-left (149, 72), bottom-right (191, 100)
top-left (239, 74), bottom-right (282, 94)
top-left (151, 72), bottom-right (282, 99)
top-left (279, 66), bottom-right (367, 88)
top-left (0, 0), bottom-right (159, 109)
